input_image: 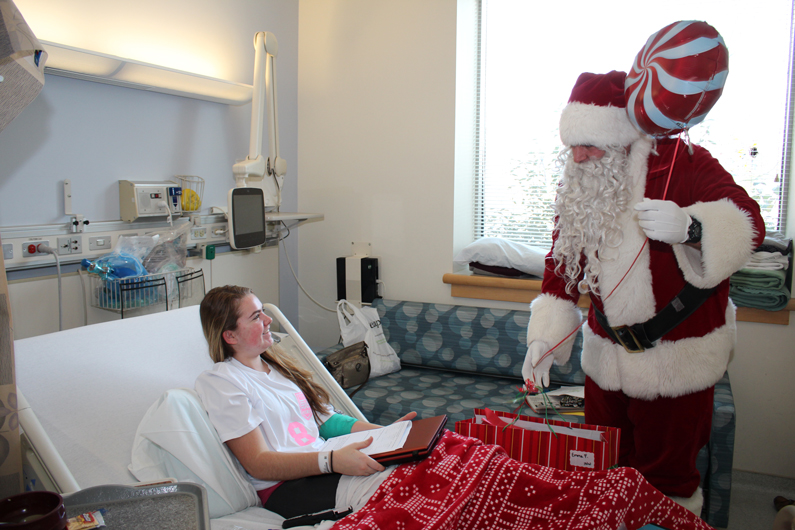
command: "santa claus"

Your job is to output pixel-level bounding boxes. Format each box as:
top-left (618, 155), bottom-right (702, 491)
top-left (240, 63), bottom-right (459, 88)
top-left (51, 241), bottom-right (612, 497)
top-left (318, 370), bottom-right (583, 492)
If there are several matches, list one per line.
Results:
top-left (522, 70), bottom-right (765, 514)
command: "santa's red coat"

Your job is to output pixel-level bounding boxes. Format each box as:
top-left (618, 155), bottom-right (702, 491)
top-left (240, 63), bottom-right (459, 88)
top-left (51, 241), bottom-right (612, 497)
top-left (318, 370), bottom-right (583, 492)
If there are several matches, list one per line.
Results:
top-left (529, 138), bottom-right (765, 399)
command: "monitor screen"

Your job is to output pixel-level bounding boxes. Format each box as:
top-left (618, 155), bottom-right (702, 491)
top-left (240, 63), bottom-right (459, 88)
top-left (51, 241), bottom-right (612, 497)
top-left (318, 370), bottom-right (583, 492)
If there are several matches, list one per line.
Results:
top-left (228, 187), bottom-right (267, 249)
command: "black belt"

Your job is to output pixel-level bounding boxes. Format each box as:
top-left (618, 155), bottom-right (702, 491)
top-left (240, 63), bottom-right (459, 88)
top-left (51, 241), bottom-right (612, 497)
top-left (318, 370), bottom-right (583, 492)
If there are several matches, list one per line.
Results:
top-left (593, 283), bottom-right (716, 353)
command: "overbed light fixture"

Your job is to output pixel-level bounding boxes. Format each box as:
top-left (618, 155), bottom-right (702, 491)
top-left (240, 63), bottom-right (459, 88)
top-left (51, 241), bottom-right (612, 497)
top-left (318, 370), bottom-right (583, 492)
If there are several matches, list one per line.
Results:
top-left (40, 40), bottom-right (253, 106)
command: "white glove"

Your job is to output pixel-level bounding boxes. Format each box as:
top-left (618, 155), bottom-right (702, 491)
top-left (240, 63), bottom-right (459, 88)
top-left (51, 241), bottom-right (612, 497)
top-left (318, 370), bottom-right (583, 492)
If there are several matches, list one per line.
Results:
top-left (521, 341), bottom-right (553, 390)
top-left (634, 199), bottom-right (692, 245)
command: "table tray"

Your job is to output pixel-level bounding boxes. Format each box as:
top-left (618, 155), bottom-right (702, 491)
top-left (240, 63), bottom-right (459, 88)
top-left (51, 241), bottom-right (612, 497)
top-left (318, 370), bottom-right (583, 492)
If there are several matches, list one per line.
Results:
top-left (63, 482), bottom-right (210, 530)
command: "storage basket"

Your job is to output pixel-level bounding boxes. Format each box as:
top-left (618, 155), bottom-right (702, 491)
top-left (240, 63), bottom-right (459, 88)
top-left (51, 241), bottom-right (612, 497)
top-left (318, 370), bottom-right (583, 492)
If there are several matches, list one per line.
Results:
top-left (88, 268), bottom-right (204, 318)
top-left (174, 175), bottom-right (204, 212)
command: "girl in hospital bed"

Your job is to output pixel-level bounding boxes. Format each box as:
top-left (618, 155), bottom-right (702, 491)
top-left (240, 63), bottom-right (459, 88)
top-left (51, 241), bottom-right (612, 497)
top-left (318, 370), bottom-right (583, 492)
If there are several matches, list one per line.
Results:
top-left (195, 285), bottom-right (714, 530)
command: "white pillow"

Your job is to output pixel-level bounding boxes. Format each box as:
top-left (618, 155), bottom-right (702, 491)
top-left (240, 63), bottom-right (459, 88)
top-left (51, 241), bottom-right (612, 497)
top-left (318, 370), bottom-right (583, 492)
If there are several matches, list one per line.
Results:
top-left (454, 237), bottom-right (548, 277)
top-left (129, 388), bottom-right (260, 519)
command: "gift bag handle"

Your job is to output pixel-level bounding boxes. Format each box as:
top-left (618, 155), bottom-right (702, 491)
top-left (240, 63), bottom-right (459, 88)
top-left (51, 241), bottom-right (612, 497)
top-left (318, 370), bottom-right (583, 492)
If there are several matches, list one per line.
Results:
top-left (483, 409), bottom-right (513, 429)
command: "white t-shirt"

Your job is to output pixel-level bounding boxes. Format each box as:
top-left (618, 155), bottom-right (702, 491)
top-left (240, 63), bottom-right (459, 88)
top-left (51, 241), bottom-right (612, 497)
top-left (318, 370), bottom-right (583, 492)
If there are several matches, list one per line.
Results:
top-left (195, 358), bottom-right (334, 490)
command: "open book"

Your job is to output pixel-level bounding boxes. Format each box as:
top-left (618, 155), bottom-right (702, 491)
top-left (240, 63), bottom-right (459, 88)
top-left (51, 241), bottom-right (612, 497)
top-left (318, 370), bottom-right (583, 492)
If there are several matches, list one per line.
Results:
top-left (320, 421), bottom-right (411, 455)
top-left (320, 415), bottom-right (448, 465)
top-left (525, 386), bottom-right (585, 413)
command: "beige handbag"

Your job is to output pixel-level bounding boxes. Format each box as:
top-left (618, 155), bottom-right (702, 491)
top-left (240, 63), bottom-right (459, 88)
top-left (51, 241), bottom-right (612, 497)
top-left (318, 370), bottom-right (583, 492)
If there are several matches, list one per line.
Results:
top-left (322, 341), bottom-right (370, 396)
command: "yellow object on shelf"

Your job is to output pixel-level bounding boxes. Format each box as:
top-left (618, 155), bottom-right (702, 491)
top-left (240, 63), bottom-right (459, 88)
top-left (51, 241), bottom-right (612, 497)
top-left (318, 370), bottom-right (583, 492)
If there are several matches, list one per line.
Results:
top-left (181, 188), bottom-right (202, 211)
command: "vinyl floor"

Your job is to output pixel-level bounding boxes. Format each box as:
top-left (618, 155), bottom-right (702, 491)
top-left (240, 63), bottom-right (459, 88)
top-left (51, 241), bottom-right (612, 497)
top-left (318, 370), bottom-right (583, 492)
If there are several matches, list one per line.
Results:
top-left (724, 470), bottom-right (795, 530)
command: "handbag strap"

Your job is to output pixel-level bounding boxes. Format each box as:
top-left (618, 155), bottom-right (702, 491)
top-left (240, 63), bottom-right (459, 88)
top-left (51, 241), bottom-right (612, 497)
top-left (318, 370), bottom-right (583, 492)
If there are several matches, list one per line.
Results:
top-left (347, 379), bottom-right (368, 397)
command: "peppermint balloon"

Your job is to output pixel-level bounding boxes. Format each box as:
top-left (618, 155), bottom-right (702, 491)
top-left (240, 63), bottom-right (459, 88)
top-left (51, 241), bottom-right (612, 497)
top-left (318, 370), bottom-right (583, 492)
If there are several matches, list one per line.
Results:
top-left (625, 21), bottom-right (728, 137)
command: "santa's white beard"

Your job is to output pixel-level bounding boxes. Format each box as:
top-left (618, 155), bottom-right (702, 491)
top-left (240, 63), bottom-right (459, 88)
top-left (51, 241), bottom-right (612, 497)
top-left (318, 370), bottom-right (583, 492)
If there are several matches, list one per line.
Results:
top-left (553, 147), bottom-right (634, 295)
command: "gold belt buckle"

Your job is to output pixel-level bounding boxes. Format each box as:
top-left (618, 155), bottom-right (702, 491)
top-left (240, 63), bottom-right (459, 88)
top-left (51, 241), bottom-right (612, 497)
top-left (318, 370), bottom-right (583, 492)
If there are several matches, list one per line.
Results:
top-left (611, 325), bottom-right (645, 353)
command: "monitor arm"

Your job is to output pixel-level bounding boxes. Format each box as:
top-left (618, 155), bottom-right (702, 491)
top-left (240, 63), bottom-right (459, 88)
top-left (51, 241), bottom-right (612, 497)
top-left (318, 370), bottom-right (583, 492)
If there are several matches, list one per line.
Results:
top-left (232, 31), bottom-right (286, 209)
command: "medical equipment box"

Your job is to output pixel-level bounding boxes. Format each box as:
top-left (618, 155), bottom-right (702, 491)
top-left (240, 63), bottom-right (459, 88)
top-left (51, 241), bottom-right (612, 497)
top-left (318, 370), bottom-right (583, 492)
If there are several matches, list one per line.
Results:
top-left (119, 180), bottom-right (183, 222)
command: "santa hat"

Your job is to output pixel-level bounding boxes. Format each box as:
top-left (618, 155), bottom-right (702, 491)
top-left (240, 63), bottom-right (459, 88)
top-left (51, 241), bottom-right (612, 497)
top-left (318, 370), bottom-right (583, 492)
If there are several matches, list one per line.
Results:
top-left (559, 71), bottom-right (641, 148)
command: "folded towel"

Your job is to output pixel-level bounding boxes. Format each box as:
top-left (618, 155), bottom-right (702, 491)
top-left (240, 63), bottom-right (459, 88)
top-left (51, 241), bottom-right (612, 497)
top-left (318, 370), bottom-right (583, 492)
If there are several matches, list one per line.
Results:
top-left (731, 268), bottom-right (787, 290)
top-left (730, 286), bottom-right (791, 311)
top-left (743, 263), bottom-right (786, 271)
top-left (747, 250), bottom-right (788, 264)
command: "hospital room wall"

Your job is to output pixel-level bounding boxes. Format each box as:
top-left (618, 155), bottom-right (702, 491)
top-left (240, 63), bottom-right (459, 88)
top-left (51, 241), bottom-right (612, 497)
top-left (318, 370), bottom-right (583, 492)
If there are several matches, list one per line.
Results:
top-left (296, 0), bottom-right (795, 478)
top-left (1, 0), bottom-right (301, 333)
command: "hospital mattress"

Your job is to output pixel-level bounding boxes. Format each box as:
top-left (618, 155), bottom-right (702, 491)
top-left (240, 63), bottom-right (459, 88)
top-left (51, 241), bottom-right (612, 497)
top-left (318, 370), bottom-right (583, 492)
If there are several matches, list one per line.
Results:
top-left (13, 304), bottom-right (365, 496)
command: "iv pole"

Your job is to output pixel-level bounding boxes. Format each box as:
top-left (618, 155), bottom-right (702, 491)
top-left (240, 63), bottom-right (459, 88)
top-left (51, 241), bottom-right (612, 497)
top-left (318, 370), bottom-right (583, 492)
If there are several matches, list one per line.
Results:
top-left (232, 31), bottom-right (286, 210)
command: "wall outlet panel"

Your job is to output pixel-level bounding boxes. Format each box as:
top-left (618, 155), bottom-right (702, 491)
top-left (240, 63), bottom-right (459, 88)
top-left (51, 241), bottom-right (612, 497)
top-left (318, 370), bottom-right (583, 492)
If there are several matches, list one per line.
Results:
top-left (3, 216), bottom-right (230, 270)
top-left (88, 236), bottom-right (112, 251)
top-left (21, 240), bottom-right (51, 257)
top-left (57, 237), bottom-right (73, 255)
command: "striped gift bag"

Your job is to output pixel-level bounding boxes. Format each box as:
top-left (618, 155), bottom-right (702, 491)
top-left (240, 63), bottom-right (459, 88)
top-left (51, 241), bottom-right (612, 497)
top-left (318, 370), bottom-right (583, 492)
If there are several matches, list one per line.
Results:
top-left (454, 408), bottom-right (620, 471)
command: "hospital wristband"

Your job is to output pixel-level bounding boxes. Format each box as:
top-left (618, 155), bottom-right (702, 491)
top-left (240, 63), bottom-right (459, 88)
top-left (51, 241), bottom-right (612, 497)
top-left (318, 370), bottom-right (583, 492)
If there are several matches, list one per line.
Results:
top-left (318, 451), bottom-right (332, 474)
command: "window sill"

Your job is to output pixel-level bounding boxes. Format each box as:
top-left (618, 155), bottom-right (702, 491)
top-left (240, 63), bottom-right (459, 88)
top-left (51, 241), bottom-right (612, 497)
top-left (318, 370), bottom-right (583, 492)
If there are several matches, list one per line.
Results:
top-left (443, 273), bottom-right (795, 325)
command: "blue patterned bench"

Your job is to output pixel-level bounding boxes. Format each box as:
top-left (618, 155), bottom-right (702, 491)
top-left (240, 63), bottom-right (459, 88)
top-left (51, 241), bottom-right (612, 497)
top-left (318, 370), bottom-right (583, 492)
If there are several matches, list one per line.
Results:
top-left (317, 299), bottom-right (734, 528)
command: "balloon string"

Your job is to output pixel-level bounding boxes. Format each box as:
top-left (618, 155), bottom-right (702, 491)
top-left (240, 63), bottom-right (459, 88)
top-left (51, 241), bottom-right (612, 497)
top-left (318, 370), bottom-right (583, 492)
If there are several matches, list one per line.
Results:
top-left (604, 131), bottom-right (681, 301)
top-left (528, 132), bottom-right (683, 385)
top-left (661, 132), bottom-right (683, 200)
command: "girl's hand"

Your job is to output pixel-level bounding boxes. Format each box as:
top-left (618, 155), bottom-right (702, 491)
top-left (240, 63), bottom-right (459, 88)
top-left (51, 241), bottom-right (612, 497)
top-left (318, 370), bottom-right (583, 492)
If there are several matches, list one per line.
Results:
top-left (392, 411), bottom-right (417, 423)
top-left (333, 437), bottom-right (385, 476)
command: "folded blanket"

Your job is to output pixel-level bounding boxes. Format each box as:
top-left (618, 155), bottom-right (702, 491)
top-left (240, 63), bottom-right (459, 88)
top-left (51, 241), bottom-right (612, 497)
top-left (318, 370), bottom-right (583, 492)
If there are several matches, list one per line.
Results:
top-left (743, 251), bottom-right (789, 271)
top-left (731, 268), bottom-right (787, 290)
top-left (334, 431), bottom-right (713, 530)
top-left (730, 286), bottom-right (791, 311)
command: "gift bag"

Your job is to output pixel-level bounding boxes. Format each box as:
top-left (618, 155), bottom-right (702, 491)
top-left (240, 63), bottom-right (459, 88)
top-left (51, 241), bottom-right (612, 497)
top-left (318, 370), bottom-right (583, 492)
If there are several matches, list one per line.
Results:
top-left (455, 408), bottom-right (620, 471)
top-left (336, 300), bottom-right (401, 378)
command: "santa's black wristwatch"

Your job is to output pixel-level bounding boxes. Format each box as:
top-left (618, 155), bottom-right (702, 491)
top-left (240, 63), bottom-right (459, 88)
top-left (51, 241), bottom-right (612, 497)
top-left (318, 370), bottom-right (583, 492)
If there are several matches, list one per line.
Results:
top-left (685, 216), bottom-right (702, 244)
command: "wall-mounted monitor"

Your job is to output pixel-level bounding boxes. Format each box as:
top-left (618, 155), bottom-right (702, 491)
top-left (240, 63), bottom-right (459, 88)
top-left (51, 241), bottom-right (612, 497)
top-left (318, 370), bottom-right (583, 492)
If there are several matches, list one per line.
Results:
top-left (228, 187), bottom-right (267, 250)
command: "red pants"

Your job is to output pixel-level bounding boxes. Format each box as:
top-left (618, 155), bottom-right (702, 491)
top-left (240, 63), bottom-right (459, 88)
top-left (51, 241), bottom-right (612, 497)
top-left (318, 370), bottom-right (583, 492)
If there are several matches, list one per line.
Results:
top-left (584, 376), bottom-right (713, 498)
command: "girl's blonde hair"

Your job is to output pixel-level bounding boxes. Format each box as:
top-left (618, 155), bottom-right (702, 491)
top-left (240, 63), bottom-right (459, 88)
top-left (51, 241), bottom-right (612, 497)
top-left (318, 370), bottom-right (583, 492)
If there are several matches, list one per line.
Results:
top-left (200, 285), bottom-right (332, 422)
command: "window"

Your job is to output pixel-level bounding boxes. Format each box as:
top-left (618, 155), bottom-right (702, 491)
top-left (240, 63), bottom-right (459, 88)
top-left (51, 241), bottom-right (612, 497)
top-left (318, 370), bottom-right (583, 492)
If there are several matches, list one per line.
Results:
top-left (475, 0), bottom-right (795, 250)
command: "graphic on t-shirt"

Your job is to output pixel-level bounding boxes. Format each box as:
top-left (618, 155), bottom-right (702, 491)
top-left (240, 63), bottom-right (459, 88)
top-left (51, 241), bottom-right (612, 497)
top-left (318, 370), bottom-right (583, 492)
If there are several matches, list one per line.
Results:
top-left (288, 422), bottom-right (316, 446)
top-left (295, 392), bottom-right (312, 420)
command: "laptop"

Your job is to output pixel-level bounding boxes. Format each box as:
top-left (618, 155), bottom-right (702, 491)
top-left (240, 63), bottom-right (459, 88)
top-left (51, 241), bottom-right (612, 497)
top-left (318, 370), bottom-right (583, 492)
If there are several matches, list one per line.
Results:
top-left (371, 414), bottom-right (448, 465)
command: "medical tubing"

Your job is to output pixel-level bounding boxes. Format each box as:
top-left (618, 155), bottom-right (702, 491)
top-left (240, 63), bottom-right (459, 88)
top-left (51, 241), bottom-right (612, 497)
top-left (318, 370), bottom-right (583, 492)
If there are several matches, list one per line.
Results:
top-left (77, 268), bottom-right (88, 326)
top-left (279, 223), bottom-right (336, 312)
top-left (37, 244), bottom-right (62, 331)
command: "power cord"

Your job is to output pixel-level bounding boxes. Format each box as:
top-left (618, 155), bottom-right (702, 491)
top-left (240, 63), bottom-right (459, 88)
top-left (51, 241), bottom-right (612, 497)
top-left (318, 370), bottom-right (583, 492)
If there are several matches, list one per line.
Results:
top-left (278, 222), bottom-right (336, 312)
top-left (36, 243), bottom-right (63, 331)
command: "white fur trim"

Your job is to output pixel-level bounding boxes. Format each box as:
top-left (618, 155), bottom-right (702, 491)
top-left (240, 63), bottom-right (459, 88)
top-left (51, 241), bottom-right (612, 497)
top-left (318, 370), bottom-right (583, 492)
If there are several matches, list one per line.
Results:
top-left (669, 487), bottom-right (704, 516)
top-left (673, 199), bottom-right (759, 288)
top-left (527, 294), bottom-right (583, 365)
top-left (596, 139), bottom-right (656, 326)
top-left (581, 302), bottom-right (736, 399)
top-left (560, 102), bottom-right (642, 147)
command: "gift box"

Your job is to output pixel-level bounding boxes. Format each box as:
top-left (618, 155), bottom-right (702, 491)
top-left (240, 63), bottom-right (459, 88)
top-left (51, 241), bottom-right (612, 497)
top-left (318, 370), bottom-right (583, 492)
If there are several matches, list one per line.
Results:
top-left (455, 408), bottom-right (620, 471)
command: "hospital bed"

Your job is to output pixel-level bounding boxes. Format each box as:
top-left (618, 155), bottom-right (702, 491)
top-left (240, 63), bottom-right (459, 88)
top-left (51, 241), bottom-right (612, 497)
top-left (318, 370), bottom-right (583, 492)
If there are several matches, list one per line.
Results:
top-left (14, 304), bottom-right (366, 529)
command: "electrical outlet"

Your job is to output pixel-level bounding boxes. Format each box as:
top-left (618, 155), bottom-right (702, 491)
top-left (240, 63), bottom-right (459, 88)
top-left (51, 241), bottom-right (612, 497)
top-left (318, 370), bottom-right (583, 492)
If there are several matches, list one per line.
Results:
top-left (57, 236), bottom-right (82, 255)
top-left (191, 227), bottom-right (207, 239)
top-left (89, 236), bottom-right (112, 251)
top-left (57, 237), bottom-right (73, 255)
top-left (2, 244), bottom-right (12, 260)
top-left (22, 240), bottom-right (51, 257)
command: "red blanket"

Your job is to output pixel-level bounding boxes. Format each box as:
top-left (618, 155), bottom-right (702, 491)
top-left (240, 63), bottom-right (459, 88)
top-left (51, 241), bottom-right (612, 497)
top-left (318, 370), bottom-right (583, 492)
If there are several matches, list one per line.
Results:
top-left (333, 431), bottom-right (713, 530)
